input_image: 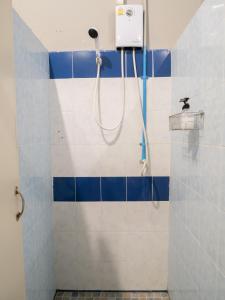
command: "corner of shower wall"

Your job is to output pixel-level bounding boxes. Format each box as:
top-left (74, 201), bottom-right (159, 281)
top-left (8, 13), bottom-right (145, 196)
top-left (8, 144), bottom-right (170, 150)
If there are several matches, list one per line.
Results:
top-left (169, 1), bottom-right (225, 299)
top-left (13, 10), bottom-right (56, 300)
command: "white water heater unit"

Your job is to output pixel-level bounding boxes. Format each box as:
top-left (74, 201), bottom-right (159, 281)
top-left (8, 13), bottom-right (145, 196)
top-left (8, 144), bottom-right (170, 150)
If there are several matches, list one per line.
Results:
top-left (115, 5), bottom-right (143, 48)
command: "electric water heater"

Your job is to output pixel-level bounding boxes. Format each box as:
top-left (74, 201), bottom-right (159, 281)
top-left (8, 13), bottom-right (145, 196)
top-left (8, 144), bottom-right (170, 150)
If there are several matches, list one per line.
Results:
top-left (115, 5), bottom-right (143, 48)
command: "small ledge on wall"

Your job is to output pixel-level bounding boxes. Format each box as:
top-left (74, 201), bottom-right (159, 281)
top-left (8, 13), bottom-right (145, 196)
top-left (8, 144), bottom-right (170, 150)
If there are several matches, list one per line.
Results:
top-left (53, 176), bottom-right (170, 202)
top-left (49, 49), bottom-right (171, 79)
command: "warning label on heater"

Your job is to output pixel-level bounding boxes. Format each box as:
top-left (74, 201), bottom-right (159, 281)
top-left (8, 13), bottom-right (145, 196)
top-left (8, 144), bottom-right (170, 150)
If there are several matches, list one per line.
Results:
top-left (117, 8), bottom-right (125, 15)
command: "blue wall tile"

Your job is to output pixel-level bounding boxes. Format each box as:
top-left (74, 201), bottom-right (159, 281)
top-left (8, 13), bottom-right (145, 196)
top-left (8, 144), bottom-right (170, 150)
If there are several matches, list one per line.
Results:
top-left (153, 176), bottom-right (169, 201)
top-left (73, 51), bottom-right (97, 78)
top-left (153, 49), bottom-right (171, 77)
top-left (127, 176), bottom-right (152, 201)
top-left (126, 49), bottom-right (152, 77)
top-left (76, 177), bottom-right (100, 201)
top-left (101, 177), bottom-right (126, 201)
top-left (53, 177), bottom-right (75, 201)
top-left (100, 51), bottom-right (122, 77)
top-left (49, 52), bottom-right (73, 79)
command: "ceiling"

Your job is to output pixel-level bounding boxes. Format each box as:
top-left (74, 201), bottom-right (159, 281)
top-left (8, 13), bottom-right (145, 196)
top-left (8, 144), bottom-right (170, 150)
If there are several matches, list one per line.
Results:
top-left (13, 0), bottom-right (203, 51)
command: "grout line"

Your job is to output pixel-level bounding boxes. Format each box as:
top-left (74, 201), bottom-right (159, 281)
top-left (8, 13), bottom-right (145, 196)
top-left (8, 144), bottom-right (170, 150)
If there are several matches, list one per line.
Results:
top-left (152, 50), bottom-right (154, 78)
top-left (152, 176), bottom-right (154, 201)
top-left (125, 50), bottom-right (128, 78)
top-left (72, 51), bottom-right (74, 78)
top-left (125, 176), bottom-right (128, 202)
top-left (100, 177), bottom-right (102, 201)
top-left (74, 177), bottom-right (76, 202)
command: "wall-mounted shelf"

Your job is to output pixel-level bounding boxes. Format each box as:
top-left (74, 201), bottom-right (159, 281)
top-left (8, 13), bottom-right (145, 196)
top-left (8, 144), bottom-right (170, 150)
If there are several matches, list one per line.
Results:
top-left (169, 111), bottom-right (204, 131)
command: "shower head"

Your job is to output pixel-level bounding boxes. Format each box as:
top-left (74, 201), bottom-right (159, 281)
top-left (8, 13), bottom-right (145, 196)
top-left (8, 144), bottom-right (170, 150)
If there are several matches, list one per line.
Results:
top-left (88, 28), bottom-right (99, 39)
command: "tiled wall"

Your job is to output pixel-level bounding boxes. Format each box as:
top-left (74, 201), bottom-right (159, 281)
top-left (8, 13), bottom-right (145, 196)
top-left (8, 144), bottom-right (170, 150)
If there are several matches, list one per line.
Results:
top-left (13, 12), bottom-right (55, 300)
top-left (169, 1), bottom-right (225, 300)
top-left (50, 49), bottom-right (171, 290)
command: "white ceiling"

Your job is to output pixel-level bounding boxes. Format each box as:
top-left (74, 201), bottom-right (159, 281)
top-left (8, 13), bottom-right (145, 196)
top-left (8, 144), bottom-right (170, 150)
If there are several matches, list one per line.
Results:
top-left (13, 0), bottom-right (203, 51)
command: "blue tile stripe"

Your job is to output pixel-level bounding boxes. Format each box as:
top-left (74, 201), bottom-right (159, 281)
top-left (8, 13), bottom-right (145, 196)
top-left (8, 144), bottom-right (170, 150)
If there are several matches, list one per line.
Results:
top-left (49, 49), bottom-right (171, 79)
top-left (53, 176), bottom-right (169, 202)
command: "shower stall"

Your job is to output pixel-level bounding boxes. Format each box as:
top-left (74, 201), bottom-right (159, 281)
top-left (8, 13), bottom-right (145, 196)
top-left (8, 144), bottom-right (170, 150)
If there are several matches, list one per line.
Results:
top-left (1, 0), bottom-right (224, 300)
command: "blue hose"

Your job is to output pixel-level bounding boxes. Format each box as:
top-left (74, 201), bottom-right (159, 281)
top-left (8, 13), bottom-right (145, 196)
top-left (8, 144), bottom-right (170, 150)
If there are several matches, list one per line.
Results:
top-left (142, 47), bottom-right (147, 161)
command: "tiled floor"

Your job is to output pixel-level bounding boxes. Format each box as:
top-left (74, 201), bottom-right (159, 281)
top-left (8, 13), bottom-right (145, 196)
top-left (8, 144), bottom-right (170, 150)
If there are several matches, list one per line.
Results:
top-left (55, 291), bottom-right (170, 300)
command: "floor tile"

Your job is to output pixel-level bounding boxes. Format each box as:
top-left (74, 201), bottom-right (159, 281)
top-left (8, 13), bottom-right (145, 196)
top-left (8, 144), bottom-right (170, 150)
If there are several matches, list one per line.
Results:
top-left (55, 291), bottom-right (170, 300)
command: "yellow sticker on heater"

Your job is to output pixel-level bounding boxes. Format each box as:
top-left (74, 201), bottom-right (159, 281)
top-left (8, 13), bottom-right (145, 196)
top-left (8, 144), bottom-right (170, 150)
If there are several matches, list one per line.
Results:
top-left (117, 8), bottom-right (125, 15)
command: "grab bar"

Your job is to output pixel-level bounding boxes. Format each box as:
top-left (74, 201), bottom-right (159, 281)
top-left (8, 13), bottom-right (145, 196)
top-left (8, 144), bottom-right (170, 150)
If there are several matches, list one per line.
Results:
top-left (15, 186), bottom-right (25, 221)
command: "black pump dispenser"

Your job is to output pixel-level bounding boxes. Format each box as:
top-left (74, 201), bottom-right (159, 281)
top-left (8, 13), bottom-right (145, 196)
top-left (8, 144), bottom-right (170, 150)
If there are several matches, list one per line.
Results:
top-left (180, 97), bottom-right (190, 110)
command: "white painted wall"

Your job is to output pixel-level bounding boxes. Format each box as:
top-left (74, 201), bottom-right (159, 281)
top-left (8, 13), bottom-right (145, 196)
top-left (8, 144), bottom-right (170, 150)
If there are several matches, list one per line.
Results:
top-left (169, 1), bottom-right (225, 299)
top-left (13, 0), bottom-right (203, 51)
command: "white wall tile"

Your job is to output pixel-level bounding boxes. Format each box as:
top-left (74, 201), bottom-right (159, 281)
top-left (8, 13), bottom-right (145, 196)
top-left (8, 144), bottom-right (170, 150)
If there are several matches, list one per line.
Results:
top-left (100, 202), bottom-right (128, 232)
top-left (100, 261), bottom-right (127, 290)
top-left (53, 202), bottom-right (77, 232)
top-left (126, 202), bottom-right (152, 232)
top-left (52, 145), bottom-right (75, 176)
top-left (72, 146), bottom-right (104, 177)
top-left (73, 231), bottom-right (102, 263)
top-left (148, 202), bottom-right (170, 231)
top-left (149, 78), bottom-right (172, 111)
top-left (125, 231), bottom-right (168, 290)
top-left (52, 79), bottom-right (78, 112)
top-left (148, 109), bottom-right (170, 144)
top-left (98, 144), bottom-right (128, 176)
top-left (74, 261), bottom-right (101, 290)
top-left (150, 143), bottom-right (171, 176)
top-left (123, 144), bottom-right (143, 176)
top-left (99, 232), bottom-right (127, 262)
top-left (54, 231), bottom-right (77, 264)
top-left (76, 202), bottom-right (101, 232)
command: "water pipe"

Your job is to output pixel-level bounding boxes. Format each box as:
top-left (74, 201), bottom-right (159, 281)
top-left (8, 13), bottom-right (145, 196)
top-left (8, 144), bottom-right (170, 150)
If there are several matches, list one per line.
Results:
top-left (141, 0), bottom-right (149, 175)
top-left (142, 47), bottom-right (147, 162)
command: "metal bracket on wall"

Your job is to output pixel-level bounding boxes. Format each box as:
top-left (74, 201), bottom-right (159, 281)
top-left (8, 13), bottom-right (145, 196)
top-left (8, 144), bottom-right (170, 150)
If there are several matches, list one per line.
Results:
top-left (15, 186), bottom-right (25, 221)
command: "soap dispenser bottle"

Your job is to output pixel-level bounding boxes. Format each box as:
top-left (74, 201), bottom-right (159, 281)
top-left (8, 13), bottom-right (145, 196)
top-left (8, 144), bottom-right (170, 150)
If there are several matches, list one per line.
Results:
top-left (179, 97), bottom-right (195, 129)
top-left (180, 97), bottom-right (190, 111)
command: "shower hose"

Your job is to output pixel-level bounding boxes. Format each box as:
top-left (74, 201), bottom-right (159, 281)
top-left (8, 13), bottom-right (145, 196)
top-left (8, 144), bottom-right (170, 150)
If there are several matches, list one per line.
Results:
top-left (93, 49), bottom-right (125, 131)
top-left (93, 48), bottom-right (149, 175)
